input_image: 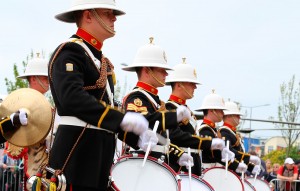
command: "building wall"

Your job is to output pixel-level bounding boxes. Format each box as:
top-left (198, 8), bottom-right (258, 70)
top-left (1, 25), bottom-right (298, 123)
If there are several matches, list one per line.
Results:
top-left (264, 136), bottom-right (287, 155)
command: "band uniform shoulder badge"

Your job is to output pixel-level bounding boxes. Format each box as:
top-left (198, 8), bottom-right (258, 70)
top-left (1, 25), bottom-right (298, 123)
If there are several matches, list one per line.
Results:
top-left (66, 63), bottom-right (73, 72)
top-left (134, 98), bottom-right (143, 106)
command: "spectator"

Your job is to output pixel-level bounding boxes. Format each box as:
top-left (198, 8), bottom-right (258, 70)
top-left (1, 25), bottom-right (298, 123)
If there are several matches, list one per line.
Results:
top-left (266, 159), bottom-right (273, 173)
top-left (277, 157), bottom-right (298, 191)
top-left (267, 163), bottom-right (280, 191)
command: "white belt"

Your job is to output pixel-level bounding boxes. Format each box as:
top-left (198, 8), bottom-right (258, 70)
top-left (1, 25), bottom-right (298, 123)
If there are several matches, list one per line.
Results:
top-left (202, 162), bottom-right (223, 169)
top-left (148, 146), bottom-right (199, 154)
top-left (151, 145), bottom-right (168, 154)
top-left (180, 147), bottom-right (200, 154)
top-left (59, 116), bottom-right (114, 134)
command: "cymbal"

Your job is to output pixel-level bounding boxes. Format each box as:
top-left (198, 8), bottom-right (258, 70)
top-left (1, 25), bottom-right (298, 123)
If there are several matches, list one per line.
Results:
top-left (0, 88), bottom-right (52, 147)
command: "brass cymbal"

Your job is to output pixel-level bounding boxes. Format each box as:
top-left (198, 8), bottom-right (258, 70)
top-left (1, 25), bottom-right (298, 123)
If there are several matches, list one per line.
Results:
top-left (0, 88), bottom-right (52, 147)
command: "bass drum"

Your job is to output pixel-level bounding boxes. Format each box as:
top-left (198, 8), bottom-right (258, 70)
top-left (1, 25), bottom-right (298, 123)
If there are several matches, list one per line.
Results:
top-left (179, 173), bottom-right (215, 191)
top-left (109, 154), bottom-right (180, 191)
top-left (246, 177), bottom-right (271, 191)
top-left (243, 179), bottom-right (256, 191)
top-left (202, 167), bottom-right (244, 191)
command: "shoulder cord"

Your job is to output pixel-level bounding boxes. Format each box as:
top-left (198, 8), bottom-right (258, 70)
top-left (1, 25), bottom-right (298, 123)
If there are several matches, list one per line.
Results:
top-left (49, 39), bottom-right (114, 103)
top-left (218, 126), bottom-right (240, 147)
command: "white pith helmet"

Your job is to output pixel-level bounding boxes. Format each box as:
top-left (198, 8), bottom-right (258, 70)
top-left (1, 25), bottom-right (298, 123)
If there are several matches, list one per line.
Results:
top-left (55, 0), bottom-right (125, 23)
top-left (166, 58), bottom-right (201, 85)
top-left (122, 37), bottom-right (173, 72)
top-left (224, 100), bottom-right (243, 116)
top-left (195, 89), bottom-right (226, 111)
top-left (17, 53), bottom-right (48, 79)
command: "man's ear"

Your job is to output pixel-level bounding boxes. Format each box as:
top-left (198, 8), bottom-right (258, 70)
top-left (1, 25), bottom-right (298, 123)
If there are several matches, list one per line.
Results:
top-left (82, 10), bottom-right (93, 23)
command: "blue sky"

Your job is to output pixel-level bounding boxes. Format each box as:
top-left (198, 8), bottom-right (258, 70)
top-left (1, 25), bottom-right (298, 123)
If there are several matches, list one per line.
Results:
top-left (1, 0), bottom-right (299, 138)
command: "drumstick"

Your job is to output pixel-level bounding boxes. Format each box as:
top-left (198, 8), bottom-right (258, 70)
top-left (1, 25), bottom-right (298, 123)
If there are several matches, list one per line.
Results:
top-left (166, 129), bottom-right (170, 165)
top-left (241, 160), bottom-right (244, 185)
top-left (225, 140), bottom-right (229, 179)
top-left (142, 120), bottom-right (159, 167)
top-left (253, 158), bottom-right (261, 185)
top-left (188, 147), bottom-right (192, 191)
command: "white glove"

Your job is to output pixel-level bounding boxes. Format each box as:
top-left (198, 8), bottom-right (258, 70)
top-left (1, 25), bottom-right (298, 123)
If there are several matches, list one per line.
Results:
top-left (252, 165), bottom-right (261, 175)
top-left (176, 105), bottom-right (191, 123)
top-left (10, 109), bottom-right (28, 126)
top-left (211, 138), bottom-right (225, 150)
top-left (137, 130), bottom-right (158, 152)
top-left (120, 112), bottom-right (148, 135)
top-left (221, 147), bottom-right (235, 163)
top-left (235, 162), bottom-right (248, 173)
top-left (249, 155), bottom-right (261, 166)
top-left (178, 153), bottom-right (194, 168)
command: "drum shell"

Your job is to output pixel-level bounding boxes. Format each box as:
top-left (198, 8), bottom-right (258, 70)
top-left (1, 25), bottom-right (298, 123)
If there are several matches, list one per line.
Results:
top-left (109, 154), bottom-right (180, 191)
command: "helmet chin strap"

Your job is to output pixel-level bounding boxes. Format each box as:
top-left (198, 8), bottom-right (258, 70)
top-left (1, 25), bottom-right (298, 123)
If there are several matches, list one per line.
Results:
top-left (35, 76), bottom-right (48, 93)
top-left (147, 67), bottom-right (165, 86)
top-left (179, 83), bottom-right (193, 98)
top-left (212, 109), bottom-right (223, 122)
top-left (91, 9), bottom-right (115, 36)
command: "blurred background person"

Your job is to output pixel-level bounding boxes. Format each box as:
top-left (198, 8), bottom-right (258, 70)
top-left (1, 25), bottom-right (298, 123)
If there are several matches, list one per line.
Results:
top-left (277, 157), bottom-right (298, 191)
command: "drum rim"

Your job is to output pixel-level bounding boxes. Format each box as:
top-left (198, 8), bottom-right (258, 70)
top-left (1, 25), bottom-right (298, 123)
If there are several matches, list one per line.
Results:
top-left (179, 172), bottom-right (215, 191)
top-left (110, 154), bottom-right (180, 190)
top-left (244, 179), bottom-right (257, 191)
top-left (246, 177), bottom-right (271, 190)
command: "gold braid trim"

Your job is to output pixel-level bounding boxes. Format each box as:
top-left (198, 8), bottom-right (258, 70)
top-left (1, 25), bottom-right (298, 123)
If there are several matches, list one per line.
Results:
top-left (232, 134), bottom-right (241, 147)
top-left (83, 56), bottom-right (114, 90)
top-left (0, 117), bottom-right (10, 135)
top-left (97, 107), bottom-right (110, 127)
top-left (192, 135), bottom-right (212, 151)
top-left (123, 131), bottom-right (128, 142)
top-left (162, 111), bottom-right (166, 132)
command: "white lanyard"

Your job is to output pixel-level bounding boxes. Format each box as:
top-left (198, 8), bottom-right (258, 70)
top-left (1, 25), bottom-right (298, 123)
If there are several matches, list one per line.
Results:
top-left (69, 38), bottom-right (114, 106)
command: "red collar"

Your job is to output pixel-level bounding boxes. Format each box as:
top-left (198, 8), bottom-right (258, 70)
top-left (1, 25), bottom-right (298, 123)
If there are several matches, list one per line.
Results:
top-left (169, 94), bottom-right (186, 105)
top-left (136, 81), bottom-right (158, 95)
top-left (76, 28), bottom-right (103, 50)
top-left (223, 122), bottom-right (237, 132)
top-left (203, 119), bottom-right (215, 128)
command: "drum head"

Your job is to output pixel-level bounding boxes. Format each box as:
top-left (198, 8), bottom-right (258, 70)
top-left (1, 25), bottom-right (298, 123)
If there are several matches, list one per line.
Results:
top-left (110, 155), bottom-right (179, 191)
top-left (247, 177), bottom-right (271, 191)
top-left (180, 173), bottom-right (215, 191)
top-left (202, 167), bottom-right (244, 191)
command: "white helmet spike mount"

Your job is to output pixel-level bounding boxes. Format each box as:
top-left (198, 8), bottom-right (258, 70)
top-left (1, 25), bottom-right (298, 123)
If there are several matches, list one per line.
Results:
top-left (17, 53), bottom-right (48, 79)
top-left (55, 0), bottom-right (125, 23)
top-left (195, 89), bottom-right (226, 111)
top-left (122, 37), bottom-right (173, 72)
top-left (166, 57), bottom-right (201, 85)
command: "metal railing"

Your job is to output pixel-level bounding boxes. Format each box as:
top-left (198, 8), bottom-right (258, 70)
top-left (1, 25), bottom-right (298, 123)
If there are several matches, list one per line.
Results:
top-left (269, 179), bottom-right (300, 191)
top-left (1, 165), bottom-right (24, 191)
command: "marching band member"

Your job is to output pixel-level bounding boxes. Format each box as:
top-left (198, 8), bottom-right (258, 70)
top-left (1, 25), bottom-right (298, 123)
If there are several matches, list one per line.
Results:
top-left (196, 90), bottom-right (246, 173)
top-left (121, 37), bottom-right (194, 169)
top-left (164, 58), bottom-right (226, 176)
top-left (48, 1), bottom-right (157, 190)
top-left (219, 100), bottom-right (261, 175)
top-left (16, 53), bottom-right (52, 181)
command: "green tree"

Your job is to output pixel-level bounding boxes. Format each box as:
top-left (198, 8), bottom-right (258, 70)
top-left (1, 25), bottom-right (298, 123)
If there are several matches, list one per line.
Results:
top-left (262, 149), bottom-right (286, 165)
top-left (276, 75), bottom-right (300, 156)
top-left (263, 146), bottom-right (300, 165)
top-left (4, 61), bottom-right (29, 93)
